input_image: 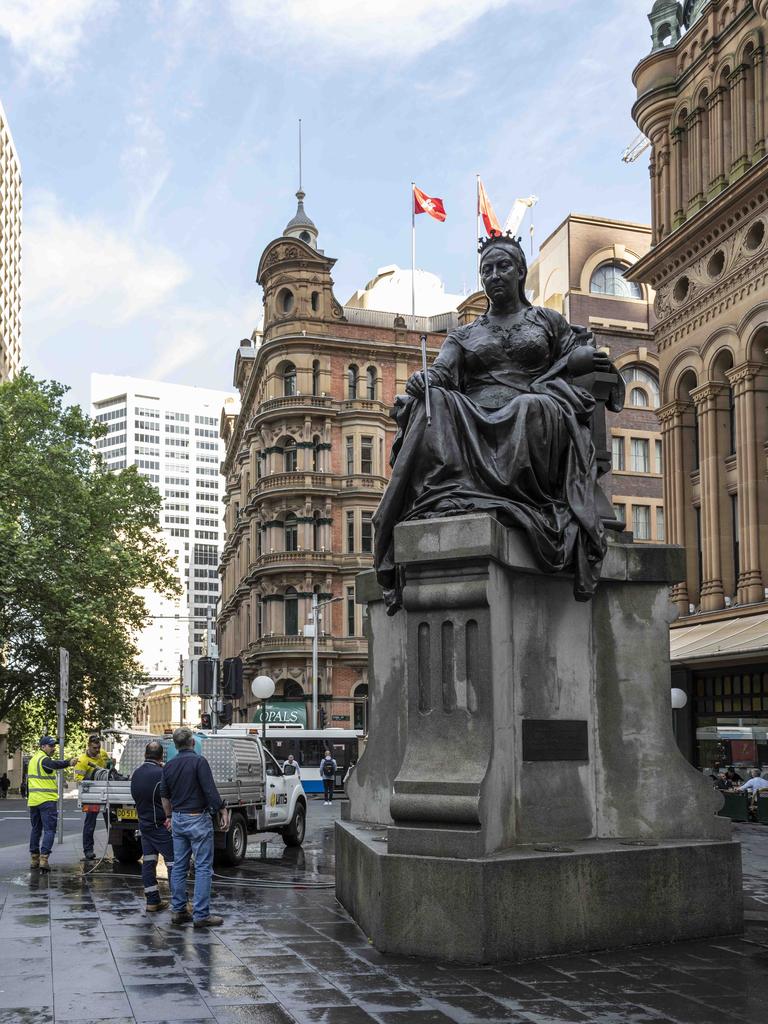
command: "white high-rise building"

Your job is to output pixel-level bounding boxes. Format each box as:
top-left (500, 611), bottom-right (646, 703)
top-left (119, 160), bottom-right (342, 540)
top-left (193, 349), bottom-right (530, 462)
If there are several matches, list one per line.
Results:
top-left (0, 99), bottom-right (22, 383)
top-left (90, 374), bottom-right (233, 677)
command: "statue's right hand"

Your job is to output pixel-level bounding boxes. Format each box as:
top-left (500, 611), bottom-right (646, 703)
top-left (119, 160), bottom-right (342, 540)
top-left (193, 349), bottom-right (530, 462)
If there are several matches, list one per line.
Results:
top-left (405, 371), bottom-right (427, 398)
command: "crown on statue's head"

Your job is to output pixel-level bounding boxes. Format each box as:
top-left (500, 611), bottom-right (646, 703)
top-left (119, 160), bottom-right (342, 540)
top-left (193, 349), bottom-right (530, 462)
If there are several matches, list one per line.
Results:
top-left (478, 231), bottom-right (525, 258)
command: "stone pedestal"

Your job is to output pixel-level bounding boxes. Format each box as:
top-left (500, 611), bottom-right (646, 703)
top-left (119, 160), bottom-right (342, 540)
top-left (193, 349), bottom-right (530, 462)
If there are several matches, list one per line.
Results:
top-left (337, 515), bottom-right (742, 962)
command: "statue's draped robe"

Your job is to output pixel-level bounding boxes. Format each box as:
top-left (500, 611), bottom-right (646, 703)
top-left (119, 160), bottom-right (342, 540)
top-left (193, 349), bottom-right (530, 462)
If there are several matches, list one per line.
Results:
top-left (373, 307), bottom-right (621, 605)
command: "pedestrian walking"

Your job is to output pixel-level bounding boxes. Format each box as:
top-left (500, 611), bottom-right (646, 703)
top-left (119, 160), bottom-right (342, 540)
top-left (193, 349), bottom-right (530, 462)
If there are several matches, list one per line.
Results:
top-left (320, 749), bottom-right (337, 804)
top-left (159, 727), bottom-right (229, 928)
top-left (74, 734), bottom-right (112, 861)
top-left (282, 754), bottom-right (300, 777)
top-left (130, 740), bottom-right (174, 913)
top-left (0, 772), bottom-right (10, 798)
top-left (27, 736), bottom-right (77, 871)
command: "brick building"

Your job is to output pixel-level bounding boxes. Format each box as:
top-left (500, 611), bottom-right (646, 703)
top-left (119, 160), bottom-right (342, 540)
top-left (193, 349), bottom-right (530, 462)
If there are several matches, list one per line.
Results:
top-left (528, 214), bottom-right (663, 541)
top-left (218, 193), bottom-right (463, 728)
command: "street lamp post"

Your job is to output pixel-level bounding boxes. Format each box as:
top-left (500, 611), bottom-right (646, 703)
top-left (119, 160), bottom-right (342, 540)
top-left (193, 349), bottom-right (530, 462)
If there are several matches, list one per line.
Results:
top-left (252, 676), bottom-right (276, 742)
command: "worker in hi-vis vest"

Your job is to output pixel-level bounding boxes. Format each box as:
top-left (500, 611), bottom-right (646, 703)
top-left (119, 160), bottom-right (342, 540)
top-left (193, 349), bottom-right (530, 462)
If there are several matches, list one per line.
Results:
top-left (27, 736), bottom-right (77, 872)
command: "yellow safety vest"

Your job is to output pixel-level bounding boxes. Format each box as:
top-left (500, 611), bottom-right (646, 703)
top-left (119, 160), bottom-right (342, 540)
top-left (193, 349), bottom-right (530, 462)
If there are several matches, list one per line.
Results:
top-left (27, 750), bottom-right (60, 807)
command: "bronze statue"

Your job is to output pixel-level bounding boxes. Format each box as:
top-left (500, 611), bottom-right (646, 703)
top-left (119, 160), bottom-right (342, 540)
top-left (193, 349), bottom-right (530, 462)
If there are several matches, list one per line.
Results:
top-left (373, 233), bottom-right (624, 612)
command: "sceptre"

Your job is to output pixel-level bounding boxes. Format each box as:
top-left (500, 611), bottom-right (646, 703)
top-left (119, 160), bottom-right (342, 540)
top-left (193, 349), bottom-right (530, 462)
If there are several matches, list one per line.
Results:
top-left (420, 333), bottom-right (432, 427)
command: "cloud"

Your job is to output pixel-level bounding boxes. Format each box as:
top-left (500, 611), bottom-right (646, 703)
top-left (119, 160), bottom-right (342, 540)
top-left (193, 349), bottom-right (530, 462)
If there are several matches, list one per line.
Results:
top-left (0, 0), bottom-right (114, 77)
top-left (25, 191), bottom-right (188, 328)
top-left (226, 0), bottom-right (555, 61)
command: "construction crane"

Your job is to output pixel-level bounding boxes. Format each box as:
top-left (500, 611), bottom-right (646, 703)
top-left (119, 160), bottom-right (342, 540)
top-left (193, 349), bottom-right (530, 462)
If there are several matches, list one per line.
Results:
top-left (621, 133), bottom-right (651, 163)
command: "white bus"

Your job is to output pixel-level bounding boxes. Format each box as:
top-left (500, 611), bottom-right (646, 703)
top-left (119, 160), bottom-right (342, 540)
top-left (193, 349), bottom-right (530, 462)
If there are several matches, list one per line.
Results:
top-left (217, 726), bottom-right (363, 794)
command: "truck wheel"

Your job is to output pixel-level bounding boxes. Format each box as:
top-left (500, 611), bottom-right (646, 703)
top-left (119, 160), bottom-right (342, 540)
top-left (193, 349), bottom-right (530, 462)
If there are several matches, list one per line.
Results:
top-left (283, 800), bottom-right (306, 847)
top-left (217, 813), bottom-right (248, 867)
top-left (114, 833), bottom-right (142, 864)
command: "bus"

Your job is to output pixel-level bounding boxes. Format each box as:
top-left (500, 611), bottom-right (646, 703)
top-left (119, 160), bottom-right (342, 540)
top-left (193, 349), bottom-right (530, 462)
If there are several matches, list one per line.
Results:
top-left (217, 726), bottom-right (363, 794)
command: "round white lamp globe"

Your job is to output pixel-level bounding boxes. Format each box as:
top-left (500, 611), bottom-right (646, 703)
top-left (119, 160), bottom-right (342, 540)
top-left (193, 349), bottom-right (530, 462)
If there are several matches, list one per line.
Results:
top-left (251, 675), bottom-right (276, 700)
top-left (670, 687), bottom-right (688, 710)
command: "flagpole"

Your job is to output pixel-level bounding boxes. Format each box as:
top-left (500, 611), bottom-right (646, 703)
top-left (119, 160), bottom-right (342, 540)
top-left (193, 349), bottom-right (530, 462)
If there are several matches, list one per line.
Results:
top-left (476, 174), bottom-right (481, 293)
top-left (411, 181), bottom-right (416, 327)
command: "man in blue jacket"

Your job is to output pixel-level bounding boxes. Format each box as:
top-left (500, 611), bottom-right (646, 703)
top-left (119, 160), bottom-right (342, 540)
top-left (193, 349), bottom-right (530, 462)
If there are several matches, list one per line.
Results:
top-left (130, 739), bottom-right (174, 912)
top-left (160, 727), bottom-right (229, 928)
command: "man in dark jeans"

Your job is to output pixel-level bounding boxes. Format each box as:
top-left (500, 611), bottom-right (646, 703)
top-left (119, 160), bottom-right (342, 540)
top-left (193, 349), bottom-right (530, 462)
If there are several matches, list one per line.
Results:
top-left (320, 749), bottom-right (337, 804)
top-left (160, 728), bottom-right (229, 928)
top-left (130, 740), bottom-right (174, 913)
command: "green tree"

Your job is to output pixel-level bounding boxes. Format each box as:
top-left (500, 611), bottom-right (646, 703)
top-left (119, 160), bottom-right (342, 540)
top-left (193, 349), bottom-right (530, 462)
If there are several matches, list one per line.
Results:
top-left (0, 371), bottom-right (180, 747)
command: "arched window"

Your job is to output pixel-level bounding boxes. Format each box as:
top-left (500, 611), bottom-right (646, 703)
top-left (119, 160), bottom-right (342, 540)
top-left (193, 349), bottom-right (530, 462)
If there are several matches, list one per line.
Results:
top-left (300, 231), bottom-right (311, 244)
top-left (284, 513), bottom-right (298, 552)
top-left (311, 433), bottom-right (321, 472)
top-left (283, 679), bottom-right (304, 700)
top-left (620, 366), bottom-right (660, 409)
top-left (284, 587), bottom-right (298, 635)
top-left (283, 439), bottom-right (298, 472)
top-left (312, 360), bottom-right (321, 396)
top-left (590, 261), bottom-right (643, 299)
top-left (282, 362), bottom-right (296, 397)
top-left (348, 364), bottom-right (359, 400)
top-left (313, 510), bottom-right (321, 550)
top-left (279, 289), bottom-right (295, 314)
top-left (311, 291), bottom-right (320, 312)
top-left (366, 366), bottom-right (377, 400)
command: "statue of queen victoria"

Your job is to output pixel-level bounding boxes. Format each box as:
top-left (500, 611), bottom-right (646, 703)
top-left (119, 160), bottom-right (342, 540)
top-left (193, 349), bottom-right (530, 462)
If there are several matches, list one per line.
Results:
top-left (373, 233), bottom-right (625, 611)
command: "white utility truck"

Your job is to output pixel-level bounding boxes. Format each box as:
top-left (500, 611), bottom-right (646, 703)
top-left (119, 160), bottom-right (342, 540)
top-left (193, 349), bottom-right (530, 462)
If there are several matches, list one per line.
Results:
top-left (78, 730), bottom-right (306, 866)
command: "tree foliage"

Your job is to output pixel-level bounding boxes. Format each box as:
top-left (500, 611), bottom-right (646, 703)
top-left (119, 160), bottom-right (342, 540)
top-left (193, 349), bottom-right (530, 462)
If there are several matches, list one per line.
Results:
top-left (0, 371), bottom-right (180, 746)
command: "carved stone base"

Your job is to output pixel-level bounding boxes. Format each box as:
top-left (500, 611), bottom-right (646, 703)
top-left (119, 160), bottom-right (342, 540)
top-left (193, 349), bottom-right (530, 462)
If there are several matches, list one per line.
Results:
top-left (336, 820), bottom-right (743, 963)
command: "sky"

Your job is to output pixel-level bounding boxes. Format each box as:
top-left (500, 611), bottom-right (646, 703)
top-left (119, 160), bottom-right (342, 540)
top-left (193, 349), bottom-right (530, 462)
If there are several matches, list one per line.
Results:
top-left (0, 0), bottom-right (657, 409)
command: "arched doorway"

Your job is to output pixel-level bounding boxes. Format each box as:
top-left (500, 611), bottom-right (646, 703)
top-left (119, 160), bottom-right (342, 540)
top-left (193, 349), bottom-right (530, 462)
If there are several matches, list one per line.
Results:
top-left (353, 682), bottom-right (369, 732)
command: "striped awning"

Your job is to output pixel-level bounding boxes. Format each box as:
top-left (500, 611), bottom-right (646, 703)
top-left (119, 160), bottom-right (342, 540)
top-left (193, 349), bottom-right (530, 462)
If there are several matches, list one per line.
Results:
top-left (670, 612), bottom-right (768, 665)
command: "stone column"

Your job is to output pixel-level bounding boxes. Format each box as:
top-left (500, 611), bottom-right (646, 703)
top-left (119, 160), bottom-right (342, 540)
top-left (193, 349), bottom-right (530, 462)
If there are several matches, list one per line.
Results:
top-left (686, 108), bottom-right (703, 213)
top-left (753, 47), bottom-right (766, 160)
top-left (726, 363), bottom-right (764, 604)
top-left (649, 152), bottom-right (658, 242)
top-left (691, 382), bottom-right (728, 611)
top-left (671, 127), bottom-right (685, 228)
top-left (729, 65), bottom-right (749, 178)
top-left (657, 401), bottom-right (690, 615)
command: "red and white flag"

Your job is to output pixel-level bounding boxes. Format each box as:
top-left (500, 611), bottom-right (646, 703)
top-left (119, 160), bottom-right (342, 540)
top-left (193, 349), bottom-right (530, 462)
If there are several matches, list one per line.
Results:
top-left (413, 185), bottom-right (446, 222)
top-left (477, 178), bottom-right (501, 236)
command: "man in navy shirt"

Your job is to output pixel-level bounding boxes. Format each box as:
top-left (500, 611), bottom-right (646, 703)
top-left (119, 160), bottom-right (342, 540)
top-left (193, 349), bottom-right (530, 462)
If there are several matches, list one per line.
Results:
top-left (130, 740), bottom-right (174, 913)
top-left (160, 727), bottom-right (229, 928)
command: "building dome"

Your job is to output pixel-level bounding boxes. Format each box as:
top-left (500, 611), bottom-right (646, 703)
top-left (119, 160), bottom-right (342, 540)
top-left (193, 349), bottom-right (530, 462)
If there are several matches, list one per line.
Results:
top-left (283, 190), bottom-right (318, 249)
top-left (345, 264), bottom-right (462, 318)
top-left (682, 0), bottom-right (707, 27)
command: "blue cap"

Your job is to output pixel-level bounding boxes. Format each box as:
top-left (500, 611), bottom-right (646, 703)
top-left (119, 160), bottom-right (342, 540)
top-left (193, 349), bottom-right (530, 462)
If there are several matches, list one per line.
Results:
top-left (39, 736), bottom-right (58, 747)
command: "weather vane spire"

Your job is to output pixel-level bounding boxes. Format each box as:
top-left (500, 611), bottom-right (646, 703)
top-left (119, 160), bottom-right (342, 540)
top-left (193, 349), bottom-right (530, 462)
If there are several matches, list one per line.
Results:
top-left (298, 117), bottom-right (303, 193)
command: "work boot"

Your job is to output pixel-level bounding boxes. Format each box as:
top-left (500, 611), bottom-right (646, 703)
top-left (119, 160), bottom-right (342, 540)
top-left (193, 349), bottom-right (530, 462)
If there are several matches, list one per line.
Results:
top-left (38, 854), bottom-right (50, 873)
top-left (30, 853), bottom-right (40, 869)
top-left (171, 908), bottom-right (192, 925)
top-left (146, 900), bottom-right (170, 913)
top-left (193, 915), bottom-right (224, 929)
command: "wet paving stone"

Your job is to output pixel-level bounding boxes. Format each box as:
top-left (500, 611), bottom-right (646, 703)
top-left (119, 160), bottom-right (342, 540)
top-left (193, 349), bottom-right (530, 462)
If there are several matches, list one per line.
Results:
top-left (53, 991), bottom-right (134, 1022)
top-left (210, 1008), bottom-right (296, 1024)
top-left (124, 982), bottom-right (214, 1022)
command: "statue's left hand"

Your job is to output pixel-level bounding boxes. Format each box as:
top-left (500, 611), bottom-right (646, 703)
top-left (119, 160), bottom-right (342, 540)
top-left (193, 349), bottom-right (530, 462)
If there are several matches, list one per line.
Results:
top-left (568, 345), bottom-right (612, 376)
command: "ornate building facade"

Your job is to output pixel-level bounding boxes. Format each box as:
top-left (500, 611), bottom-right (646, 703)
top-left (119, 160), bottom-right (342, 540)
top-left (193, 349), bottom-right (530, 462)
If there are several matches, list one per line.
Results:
top-left (631, 0), bottom-right (768, 767)
top-left (218, 195), bottom-right (461, 728)
top-left (528, 214), bottom-right (663, 542)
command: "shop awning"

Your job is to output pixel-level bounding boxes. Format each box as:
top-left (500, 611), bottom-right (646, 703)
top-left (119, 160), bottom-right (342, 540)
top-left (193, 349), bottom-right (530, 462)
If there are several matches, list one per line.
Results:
top-left (670, 612), bottom-right (768, 665)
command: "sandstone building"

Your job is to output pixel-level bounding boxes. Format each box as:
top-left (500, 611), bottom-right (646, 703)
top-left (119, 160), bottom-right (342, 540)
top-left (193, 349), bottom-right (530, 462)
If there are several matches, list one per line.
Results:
top-left (0, 98), bottom-right (21, 384)
top-left (218, 194), bottom-right (462, 728)
top-left (528, 214), bottom-right (663, 542)
top-left (631, 0), bottom-right (768, 767)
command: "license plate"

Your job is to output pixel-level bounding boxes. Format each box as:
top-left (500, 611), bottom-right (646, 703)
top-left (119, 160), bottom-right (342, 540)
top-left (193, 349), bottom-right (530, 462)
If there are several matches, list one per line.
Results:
top-left (116, 807), bottom-right (138, 820)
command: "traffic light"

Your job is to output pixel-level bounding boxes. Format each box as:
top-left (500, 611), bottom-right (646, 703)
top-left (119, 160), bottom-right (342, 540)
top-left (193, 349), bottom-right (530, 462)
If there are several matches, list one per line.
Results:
top-left (201, 712), bottom-right (212, 729)
top-left (318, 706), bottom-right (327, 729)
top-left (197, 657), bottom-right (216, 698)
top-left (220, 702), bottom-right (233, 726)
top-left (222, 657), bottom-right (243, 699)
